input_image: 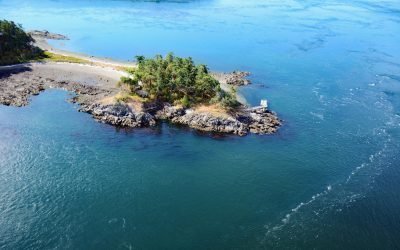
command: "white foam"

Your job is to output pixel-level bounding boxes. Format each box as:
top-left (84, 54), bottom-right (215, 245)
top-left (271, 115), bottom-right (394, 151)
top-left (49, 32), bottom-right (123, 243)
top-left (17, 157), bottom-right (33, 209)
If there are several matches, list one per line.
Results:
top-left (108, 218), bottom-right (118, 224)
top-left (265, 126), bottom-right (396, 240)
top-left (310, 112), bottom-right (324, 120)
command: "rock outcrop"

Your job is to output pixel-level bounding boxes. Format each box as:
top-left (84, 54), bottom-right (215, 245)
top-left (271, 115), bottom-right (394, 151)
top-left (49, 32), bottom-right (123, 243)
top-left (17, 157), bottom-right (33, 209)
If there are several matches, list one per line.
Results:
top-left (246, 108), bottom-right (281, 134)
top-left (29, 30), bottom-right (69, 40)
top-left (156, 105), bottom-right (281, 135)
top-left (155, 105), bottom-right (248, 135)
top-left (81, 103), bottom-right (156, 127)
top-left (212, 71), bottom-right (251, 86)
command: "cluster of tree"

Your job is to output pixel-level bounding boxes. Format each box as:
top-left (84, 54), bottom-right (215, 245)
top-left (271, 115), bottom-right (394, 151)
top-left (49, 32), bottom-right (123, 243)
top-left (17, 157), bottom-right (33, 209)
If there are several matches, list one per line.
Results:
top-left (121, 53), bottom-right (239, 108)
top-left (0, 20), bottom-right (42, 66)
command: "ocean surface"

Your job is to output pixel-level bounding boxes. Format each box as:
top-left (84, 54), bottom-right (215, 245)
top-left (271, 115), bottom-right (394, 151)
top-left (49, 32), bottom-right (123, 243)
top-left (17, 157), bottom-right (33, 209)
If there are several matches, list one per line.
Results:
top-left (1, 0), bottom-right (400, 249)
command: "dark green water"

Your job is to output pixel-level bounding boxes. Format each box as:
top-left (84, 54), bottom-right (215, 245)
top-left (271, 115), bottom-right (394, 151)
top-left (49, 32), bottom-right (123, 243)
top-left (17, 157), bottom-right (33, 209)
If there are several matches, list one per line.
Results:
top-left (1, 0), bottom-right (400, 249)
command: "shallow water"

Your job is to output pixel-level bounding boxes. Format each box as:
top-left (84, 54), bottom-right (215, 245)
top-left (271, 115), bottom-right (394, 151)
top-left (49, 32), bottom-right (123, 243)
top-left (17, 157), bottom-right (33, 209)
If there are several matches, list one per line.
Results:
top-left (1, 0), bottom-right (400, 249)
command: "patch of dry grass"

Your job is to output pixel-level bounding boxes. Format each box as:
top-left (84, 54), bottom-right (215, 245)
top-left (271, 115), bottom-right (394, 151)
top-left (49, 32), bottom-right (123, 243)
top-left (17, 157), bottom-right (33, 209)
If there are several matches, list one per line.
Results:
top-left (193, 104), bottom-right (233, 118)
top-left (100, 92), bottom-right (145, 112)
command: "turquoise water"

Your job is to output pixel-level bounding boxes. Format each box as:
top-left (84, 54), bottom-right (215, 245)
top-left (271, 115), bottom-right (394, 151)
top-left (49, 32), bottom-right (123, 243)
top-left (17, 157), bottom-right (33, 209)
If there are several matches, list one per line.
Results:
top-left (1, 0), bottom-right (400, 249)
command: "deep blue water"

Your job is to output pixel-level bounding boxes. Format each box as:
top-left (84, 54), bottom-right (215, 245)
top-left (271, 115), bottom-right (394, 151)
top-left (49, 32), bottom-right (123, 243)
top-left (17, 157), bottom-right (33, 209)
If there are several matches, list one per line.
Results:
top-left (1, 0), bottom-right (400, 249)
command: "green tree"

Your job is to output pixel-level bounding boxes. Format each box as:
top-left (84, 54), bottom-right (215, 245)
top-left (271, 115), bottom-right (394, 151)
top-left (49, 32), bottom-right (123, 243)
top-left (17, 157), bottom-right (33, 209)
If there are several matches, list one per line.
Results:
top-left (0, 20), bottom-right (42, 65)
top-left (122, 53), bottom-right (239, 108)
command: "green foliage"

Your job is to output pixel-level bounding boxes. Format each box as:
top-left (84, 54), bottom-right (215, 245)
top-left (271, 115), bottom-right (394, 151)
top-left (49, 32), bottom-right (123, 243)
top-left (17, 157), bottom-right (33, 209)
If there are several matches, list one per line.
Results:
top-left (220, 91), bottom-right (240, 109)
top-left (120, 76), bottom-right (132, 86)
top-left (0, 20), bottom-right (43, 65)
top-left (180, 95), bottom-right (190, 108)
top-left (210, 86), bottom-right (240, 109)
top-left (122, 53), bottom-right (238, 108)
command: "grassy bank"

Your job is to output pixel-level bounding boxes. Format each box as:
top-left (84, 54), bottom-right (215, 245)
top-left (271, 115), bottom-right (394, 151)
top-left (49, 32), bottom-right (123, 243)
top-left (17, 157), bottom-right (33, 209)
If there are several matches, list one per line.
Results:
top-left (37, 51), bottom-right (91, 64)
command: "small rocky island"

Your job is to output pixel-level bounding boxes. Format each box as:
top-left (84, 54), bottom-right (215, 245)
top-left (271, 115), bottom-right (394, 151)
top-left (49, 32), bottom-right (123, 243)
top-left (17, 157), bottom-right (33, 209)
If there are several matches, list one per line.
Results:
top-left (0, 63), bottom-right (281, 136)
top-left (28, 30), bottom-right (69, 40)
top-left (0, 20), bottom-right (281, 136)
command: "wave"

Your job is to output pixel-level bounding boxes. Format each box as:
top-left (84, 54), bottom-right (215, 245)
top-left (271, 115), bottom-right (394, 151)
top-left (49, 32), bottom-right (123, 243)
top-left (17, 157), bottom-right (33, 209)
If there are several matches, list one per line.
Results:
top-left (262, 109), bottom-right (400, 247)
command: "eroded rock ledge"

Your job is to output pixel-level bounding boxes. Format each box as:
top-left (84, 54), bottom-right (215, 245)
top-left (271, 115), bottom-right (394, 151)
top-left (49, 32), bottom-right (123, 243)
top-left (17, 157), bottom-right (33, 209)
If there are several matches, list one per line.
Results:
top-left (28, 30), bottom-right (69, 40)
top-left (0, 67), bottom-right (280, 136)
top-left (211, 71), bottom-right (251, 86)
top-left (155, 105), bottom-right (280, 135)
top-left (80, 103), bottom-right (156, 128)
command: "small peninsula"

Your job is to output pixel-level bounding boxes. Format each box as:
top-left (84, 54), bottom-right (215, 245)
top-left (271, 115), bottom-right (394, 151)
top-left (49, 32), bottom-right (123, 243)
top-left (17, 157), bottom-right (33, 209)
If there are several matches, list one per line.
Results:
top-left (0, 20), bottom-right (281, 136)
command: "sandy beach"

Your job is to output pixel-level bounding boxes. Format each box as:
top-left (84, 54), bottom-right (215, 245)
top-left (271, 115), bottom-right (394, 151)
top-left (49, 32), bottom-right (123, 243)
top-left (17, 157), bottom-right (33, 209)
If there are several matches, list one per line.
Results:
top-left (33, 35), bottom-right (137, 70)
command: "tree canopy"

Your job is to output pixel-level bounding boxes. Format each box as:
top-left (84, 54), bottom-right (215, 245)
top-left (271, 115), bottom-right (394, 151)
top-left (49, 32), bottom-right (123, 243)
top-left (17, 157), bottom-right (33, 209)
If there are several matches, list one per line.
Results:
top-left (0, 20), bottom-right (41, 65)
top-left (121, 53), bottom-right (239, 108)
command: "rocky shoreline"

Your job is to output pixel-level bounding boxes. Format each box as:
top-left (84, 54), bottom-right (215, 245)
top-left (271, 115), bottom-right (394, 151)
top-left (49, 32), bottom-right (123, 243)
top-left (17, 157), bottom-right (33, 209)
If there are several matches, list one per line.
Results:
top-left (77, 102), bottom-right (280, 136)
top-left (80, 103), bottom-right (157, 128)
top-left (28, 30), bottom-right (69, 40)
top-left (211, 71), bottom-right (251, 86)
top-left (154, 105), bottom-right (280, 135)
top-left (0, 64), bottom-right (281, 136)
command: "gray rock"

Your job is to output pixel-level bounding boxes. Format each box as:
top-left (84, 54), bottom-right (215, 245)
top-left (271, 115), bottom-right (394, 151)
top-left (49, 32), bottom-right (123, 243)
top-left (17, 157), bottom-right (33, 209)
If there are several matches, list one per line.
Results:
top-left (212, 71), bottom-right (251, 86)
top-left (81, 103), bottom-right (156, 127)
top-left (28, 30), bottom-right (69, 40)
top-left (135, 89), bottom-right (149, 98)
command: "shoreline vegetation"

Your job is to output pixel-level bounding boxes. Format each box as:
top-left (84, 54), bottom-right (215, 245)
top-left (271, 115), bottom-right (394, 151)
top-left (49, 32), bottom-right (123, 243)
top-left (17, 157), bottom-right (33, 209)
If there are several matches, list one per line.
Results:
top-left (0, 20), bottom-right (281, 136)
